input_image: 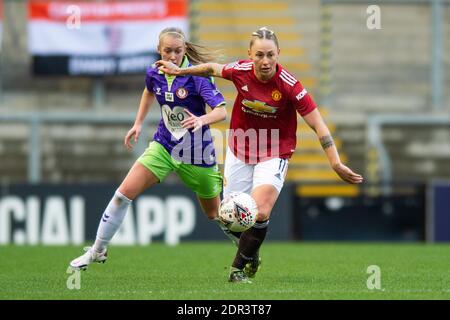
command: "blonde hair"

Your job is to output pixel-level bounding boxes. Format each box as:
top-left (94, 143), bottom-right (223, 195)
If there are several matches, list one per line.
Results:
top-left (158, 27), bottom-right (223, 65)
top-left (250, 27), bottom-right (279, 49)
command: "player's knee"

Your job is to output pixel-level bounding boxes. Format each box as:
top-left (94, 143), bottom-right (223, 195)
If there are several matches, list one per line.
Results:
top-left (255, 200), bottom-right (273, 221)
top-left (205, 208), bottom-right (219, 220)
top-left (256, 210), bottom-right (270, 221)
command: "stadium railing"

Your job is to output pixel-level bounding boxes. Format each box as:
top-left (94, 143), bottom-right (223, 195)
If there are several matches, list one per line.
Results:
top-left (367, 114), bottom-right (450, 195)
top-left (0, 111), bottom-right (158, 183)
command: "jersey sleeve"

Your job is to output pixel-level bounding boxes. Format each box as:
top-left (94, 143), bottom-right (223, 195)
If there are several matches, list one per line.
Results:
top-left (144, 67), bottom-right (154, 92)
top-left (289, 81), bottom-right (317, 116)
top-left (198, 77), bottom-right (226, 109)
top-left (221, 61), bottom-right (240, 80)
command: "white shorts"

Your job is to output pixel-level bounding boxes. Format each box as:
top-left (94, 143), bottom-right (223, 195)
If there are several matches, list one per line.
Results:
top-left (223, 147), bottom-right (289, 197)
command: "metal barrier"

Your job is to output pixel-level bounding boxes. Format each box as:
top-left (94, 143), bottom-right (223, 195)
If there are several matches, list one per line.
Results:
top-left (0, 112), bottom-right (159, 183)
top-left (293, 181), bottom-right (426, 241)
top-left (367, 114), bottom-right (450, 194)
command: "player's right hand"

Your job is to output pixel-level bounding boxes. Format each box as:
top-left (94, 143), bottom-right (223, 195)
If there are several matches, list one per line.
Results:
top-left (332, 163), bottom-right (364, 184)
top-left (124, 124), bottom-right (141, 150)
top-left (155, 60), bottom-right (180, 75)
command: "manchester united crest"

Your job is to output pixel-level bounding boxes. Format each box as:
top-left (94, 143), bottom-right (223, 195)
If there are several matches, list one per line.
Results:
top-left (271, 90), bottom-right (282, 101)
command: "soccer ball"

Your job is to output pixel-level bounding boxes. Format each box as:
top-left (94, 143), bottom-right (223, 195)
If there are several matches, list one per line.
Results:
top-left (218, 192), bottom-right (258, 232)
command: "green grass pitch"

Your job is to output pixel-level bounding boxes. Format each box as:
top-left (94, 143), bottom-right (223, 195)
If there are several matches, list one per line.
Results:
top-left (0, 242), bottom-right (449, 300)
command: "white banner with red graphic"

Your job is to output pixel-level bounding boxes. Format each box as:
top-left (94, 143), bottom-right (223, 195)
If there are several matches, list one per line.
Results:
top-left (28, 0), bottom-right (188, 75)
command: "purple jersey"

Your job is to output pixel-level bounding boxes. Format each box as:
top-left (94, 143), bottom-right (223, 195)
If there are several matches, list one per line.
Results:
top-left (145, 57), bottom-right (226, 167)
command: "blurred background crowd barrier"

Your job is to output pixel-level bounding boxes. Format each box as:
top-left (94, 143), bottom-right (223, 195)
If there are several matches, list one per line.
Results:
top-left (0, 0), bottom-right (449, 244)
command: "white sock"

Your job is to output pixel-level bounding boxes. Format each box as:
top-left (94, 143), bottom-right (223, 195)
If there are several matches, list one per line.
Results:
top-left (214, 218), bottom-right (239, 247)
top-left (93, 189), bottom-right (132, 253)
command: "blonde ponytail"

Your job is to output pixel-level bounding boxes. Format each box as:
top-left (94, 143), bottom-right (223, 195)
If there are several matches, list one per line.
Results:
top-left (158, 27), bottom-right (224, 65)
top-left (185, 42), bottom-right (224, 65)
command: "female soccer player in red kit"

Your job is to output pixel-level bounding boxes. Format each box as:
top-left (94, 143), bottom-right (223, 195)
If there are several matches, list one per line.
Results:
top-left (157, 27), bottom-right (363, 283)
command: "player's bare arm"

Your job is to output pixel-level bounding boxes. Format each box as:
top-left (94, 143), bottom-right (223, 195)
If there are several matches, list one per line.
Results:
top-left (124, 88), bottom-right (155, 150)
top-left (156, 60), bottom-right (225, 78)
top-left (319, 135), bottom-right (334, 149)
top-left (302, 109), bottom-right (363, 184)
top-left (181, 106), bottom-right (227, 132)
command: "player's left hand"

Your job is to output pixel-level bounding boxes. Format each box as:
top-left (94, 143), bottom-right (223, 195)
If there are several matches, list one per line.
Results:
top-left (332, 163), bottom-right (364, 184)
top-left (155, 60), bottom-right (180, 75)
top-left (181, 109), bottom-right (204, 132)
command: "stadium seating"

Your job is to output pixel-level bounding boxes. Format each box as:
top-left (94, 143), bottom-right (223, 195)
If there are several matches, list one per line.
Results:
top-left (0, 0), bottom-right (449, 189)
top-left (195, 0), bottom-right (359, 196)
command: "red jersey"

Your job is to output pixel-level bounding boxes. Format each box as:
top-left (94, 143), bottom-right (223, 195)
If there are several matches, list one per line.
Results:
top-left (222, 60), bottom-right (317, 164)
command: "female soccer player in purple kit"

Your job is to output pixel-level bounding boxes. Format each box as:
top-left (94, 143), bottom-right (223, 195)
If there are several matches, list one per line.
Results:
top-left (70, 27), bottom-right (228, 270)
top-left (157, 27), bottom-right (363, 283)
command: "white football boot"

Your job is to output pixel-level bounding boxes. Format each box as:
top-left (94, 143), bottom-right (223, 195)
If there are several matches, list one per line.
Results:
top-left (69, 246), bottom-right (108, 270)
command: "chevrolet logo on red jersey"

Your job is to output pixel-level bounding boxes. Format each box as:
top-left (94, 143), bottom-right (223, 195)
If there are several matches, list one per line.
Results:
top-left (242, 99), bottom-right (277, 113)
